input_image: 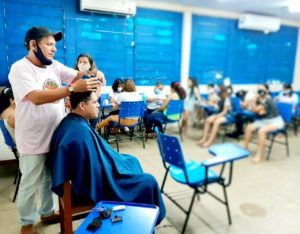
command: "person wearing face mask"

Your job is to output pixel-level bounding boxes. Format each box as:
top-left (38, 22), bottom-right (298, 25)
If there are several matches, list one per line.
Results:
top-left (97, 79), bottom-right (141, 131)
top-left (275, 83), bottom-right (298, 113)
top-left (242, 84), bottom-right (284, 163)
top-left (75, 53), bottom-right (106, 87)
top-left (8, 26), bottom-right (101, 234)
top-left (109, 78), bottom-right (124, 106)
top-left (143, 82), bottom-right (166, 126)
top-left (145, 82), bottom-right (165, 114)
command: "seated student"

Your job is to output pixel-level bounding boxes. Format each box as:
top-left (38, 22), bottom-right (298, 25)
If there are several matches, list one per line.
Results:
top-left (226, 89), bottom-right (256, 138)
top-left (145, 82), bottom-right (186, 136)
top-left (109, 78), bottom-right (124, 107)
top-left (97, 79), bottom-right (141, 130)
top-left (49, 91), bottom-right (166, 224)
top-left (0, 88), bottom-right (16, 142)
top-left (197, 85), bottom-right (235, 148)
top-left (145, 81), bottom-right (166, 114)
top-left (201, 83), bottom-right (220, 116)
top-left (275, 83), bottom-right (299, 113)
top-left (243, 84), bottom-right (284, 163)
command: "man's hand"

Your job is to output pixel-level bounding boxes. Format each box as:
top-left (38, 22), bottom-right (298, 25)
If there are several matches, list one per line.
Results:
top-left (72, 77), bottom-right (100, 93)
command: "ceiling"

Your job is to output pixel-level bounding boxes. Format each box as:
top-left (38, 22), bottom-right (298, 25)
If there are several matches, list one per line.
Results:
top-left (149, 0), bottom-right (300, 22)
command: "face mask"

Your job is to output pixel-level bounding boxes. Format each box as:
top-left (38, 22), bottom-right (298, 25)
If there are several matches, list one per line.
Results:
top-left (34, 43), bottom-right (52, 65)
top-left (283, 90), bottom-right (292, 96)
top-left (208, 88), bottom-right (214, 94)
top-left (78, 63), bottom-right (91, 72)
top-left (117, 87), bottom-right (123, 92)
top-left (257, 90), bottom-right (266, 97)
top-left (154, 88), bottom-right (161, 95)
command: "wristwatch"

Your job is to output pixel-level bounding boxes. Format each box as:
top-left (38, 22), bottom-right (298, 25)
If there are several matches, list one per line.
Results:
top-left (67, 85), bottom-right (75, 93)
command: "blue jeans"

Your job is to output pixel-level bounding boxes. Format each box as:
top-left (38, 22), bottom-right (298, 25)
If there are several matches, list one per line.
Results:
top-left (18, 154), bottom-right (55, 225)
top-left (145, 111), bottom-right (168, 133)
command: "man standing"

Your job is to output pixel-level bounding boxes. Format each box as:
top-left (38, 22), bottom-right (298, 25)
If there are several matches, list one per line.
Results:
top-left (9, 26), bottom-right (100, 234)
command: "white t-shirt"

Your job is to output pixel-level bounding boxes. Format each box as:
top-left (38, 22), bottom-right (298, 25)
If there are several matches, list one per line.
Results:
top-left (8, 57), bottom-right (77, 154)
top-left (277, 92), bottom-right (299, 105)
top-left (116, 92), bottom-right (141, 104)
top-left (146, 90), bottom-right (166, 110)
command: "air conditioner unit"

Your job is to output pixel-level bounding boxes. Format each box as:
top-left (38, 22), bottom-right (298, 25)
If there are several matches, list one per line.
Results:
top-left (80, 0), bottom-right (136, 16)
top-left (238, 14), bottom-right (281, 33)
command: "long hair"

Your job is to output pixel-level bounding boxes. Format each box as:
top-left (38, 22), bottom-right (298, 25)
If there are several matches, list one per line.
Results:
top-left (74, 53), bottom-right (98, 75)
top-left (0, 88), bottom-right (14, 115)
top-left (171, 82), bottom-right (186, 100)
top-left (188, 77), bottom-right (199, 97)
top-left (218, 85), bottom-right (228, 111)
top-left (123, 79), bottom-right (136, 92)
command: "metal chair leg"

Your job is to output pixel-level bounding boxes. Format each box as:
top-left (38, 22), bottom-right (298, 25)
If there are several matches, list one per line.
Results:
top-left (115, 133), bottom-right (119, 152)
top-left (285, 131), bottom-right (289, 156)
top-left (139, 124), bottom-right (145, 149)
top-left (266, 135), bottom-right (275, 160)
top-left (181, 190), bottom-right (197, 234)
top-left (13, 170), bottom-right (21, 203)
top-left (178, 121), bottom-right (183, 142)
top-left (222, 185), bottom-right (232, 225)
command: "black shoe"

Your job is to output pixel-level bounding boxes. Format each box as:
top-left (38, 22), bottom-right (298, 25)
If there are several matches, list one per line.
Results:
top-left (226, 131), bottom-right (242, 139)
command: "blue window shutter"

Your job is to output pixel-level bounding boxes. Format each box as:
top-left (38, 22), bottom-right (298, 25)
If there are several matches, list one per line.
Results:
top-left (134, 8), bottom-right (182, 85)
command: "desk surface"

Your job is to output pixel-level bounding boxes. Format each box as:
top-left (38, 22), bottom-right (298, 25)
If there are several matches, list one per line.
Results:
top-left (75, 201), bottom-right (159, 234)
top-left (208, 143), bottom-right (249, 160)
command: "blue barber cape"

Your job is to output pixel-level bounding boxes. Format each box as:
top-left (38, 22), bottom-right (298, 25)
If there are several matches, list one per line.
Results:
top-left (49, 113), bottom-right (165, 223)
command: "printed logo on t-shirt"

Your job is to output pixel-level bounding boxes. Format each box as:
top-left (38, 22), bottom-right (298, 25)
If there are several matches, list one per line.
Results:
top-left (43, 79), bottom-right (59, 103)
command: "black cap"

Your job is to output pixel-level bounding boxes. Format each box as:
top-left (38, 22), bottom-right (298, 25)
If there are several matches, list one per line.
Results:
top-left (24, 26), bottom-right (62, 46)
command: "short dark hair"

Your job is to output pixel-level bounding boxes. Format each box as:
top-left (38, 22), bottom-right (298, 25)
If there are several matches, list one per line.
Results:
top-left (263, 83), bottom-right (269, 91)
top-left (283, 83), bottom-right (292, 90)
top-left (0, 88), bottom-right (14, 115)
top-left (112, 78), bottom-right (124, 92)
top-left (70, 91), bottom-right (93, 109)
top-left (155, 81), bottom-right (163, 87)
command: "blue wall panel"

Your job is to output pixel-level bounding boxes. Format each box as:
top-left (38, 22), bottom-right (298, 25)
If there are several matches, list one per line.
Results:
top-left (190, 15), bottom-right (298, 85)
top-left (3, 0), bottom-right (64, 67)
top-left (63, 0), bottom-right (134, 84)
top-left (0, 1), bottom-right (8, 86)
top-left (265, 26), bottom-right (298, 84)
top-left (190, 16), bottom-right (232, 84)
top-left (134, 8), bottom-right (182, 85)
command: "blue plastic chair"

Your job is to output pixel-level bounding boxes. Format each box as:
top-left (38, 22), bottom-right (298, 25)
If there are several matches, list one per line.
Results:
top-left (0, 120), bottom-right (21, 202)
top-left (292, 99), bottom-right (300, 136)
top-left (110, 101), bottom-right (145, 152)
top-left (266, 102), bottom-right (293, 160)
top-left (221, 97), bottom-right (239, 142)
top-left (98, 93), bottom-right (112, 119)
top-left (160, 99), bottom-right (184, 141)
top-left (156, 131), bottom-right (249, 233)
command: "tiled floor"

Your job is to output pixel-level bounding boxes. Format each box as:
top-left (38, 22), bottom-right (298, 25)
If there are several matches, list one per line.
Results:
top-left (0, 126), bottom-right (299, 234)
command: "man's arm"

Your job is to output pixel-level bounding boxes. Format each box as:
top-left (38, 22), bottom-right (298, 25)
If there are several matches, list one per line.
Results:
top-left (26, 77), bottom-right (100, 105)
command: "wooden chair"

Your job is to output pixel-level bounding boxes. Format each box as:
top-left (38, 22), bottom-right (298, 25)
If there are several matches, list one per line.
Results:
top-left (59, 181), bottom-right (94, 234)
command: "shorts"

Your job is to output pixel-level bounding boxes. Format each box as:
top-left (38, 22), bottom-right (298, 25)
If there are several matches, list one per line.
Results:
top-left (225, 113), bottom-right (235, 123)
top-left (252, 116), bottom-right (284, 130)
